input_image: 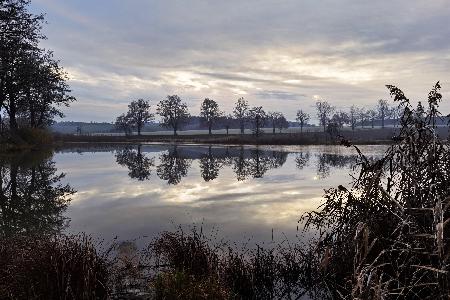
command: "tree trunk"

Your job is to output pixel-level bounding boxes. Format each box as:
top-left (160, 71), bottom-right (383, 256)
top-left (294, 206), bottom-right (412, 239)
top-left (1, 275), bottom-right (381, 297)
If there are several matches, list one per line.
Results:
top-left (173, 127), bottom-right (177, 136)
top-left (138, 125), bottom-right (141, 136)
top-left (209, 123), bottom-right (212, 135)
top-left (272, 124), bottom-right (275, 134)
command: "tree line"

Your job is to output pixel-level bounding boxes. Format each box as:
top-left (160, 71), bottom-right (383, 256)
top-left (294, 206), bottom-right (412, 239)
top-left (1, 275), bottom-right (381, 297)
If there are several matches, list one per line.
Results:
top-left (115, 96), bottom-right (402, 136)
top-left (0, 0), bottom-right (74, 136)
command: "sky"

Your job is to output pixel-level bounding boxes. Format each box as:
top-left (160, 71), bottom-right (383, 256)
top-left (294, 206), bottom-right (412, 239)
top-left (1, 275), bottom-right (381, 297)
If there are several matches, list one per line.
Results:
top-left (30, 0), bottom-right (450, 123)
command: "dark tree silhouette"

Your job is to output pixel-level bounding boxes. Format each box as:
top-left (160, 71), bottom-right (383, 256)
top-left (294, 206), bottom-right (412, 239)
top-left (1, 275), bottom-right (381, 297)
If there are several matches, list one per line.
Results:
top-left (0, 0), bottom-right (74, 132)
top-left (349, 105), bottom-right (358, 130)
top-left (233, 97), bottom-right (249, 134)
top-left (115, 114), bottom-right (132, 135)
top-left (357, 107), bottom-right (368, 128)
top-left (368, 109), bottom-right (377, 128)
top-left (0, 154), bottom-right (74, 236)
top-left (115, 145), bottom-right (154, 181)
top-left (157, 95), bottom-right (190, 136)
top-left (220, 114), bottom-right (233, 135)
top-left (330, 111), bottom-right (349, 128)
top-left (248, 106), bottom-right (267, 137)
top-left (156, 146), bottom-right (191, 184)
top-left (377, 99), bottom-right (390, 128)
top-left (125, 99), bottom-right (154, 136)
top-left (268, 112), bottom-right (288, 134)
top-left (200, 98), bottom-right (222, 135)
top-left (296, 110), bottom-right (310, 133)
top-left (316, 100), bottom-right (335, 132)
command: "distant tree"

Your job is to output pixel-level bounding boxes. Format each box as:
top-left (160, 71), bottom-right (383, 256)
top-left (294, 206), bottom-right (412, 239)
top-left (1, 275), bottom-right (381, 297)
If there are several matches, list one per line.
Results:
top-left (390, 105), bottom-right (402, 127)
top-left (368, 109), bottom-right (377, 128)
top-left (377, 99), bottom-right (390, 128)
top-left (349, 105), bottom-right (358, 130)
top-left (248, 106), bottom-right (267, 137)
top-left (200, 98), bottom-right (222, 135)
top-left (115, 114), bottom-right (131, 135)
top-left (268, 112), bottom-right (287, 134)
top-left (221, 114), bottom-right (234, 135)
top-left (276, 114), bottom-right (289, 133)
top-left (296, 110), bottom-right (310, 132)
top-left (157, 95), bottom-right (190, 136)
top-left (316, 100), bottom-right (335, 132)
top-left (233, 97), bottom-right (249, 134)
top-left (357, 107), bottom-right (368, 128)
top-left (331, 111), bottom-right (349, 128)
top-left (126, 99), bottom-right (154, 136)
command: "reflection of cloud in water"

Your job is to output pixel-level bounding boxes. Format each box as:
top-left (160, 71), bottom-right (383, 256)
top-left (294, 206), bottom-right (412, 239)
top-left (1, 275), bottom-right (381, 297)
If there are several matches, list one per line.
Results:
top-left (55, 145), bottom-right (387, 245)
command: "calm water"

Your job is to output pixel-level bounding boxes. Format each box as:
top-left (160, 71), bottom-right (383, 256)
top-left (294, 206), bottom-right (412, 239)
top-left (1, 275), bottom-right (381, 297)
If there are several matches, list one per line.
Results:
top-left (1, 144), bottom-right (386, 246)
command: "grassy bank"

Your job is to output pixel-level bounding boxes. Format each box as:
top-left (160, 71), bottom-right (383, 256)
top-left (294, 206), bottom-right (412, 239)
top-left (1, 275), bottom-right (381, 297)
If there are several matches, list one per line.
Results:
top-left (54, 128), bottom-right (400, 146)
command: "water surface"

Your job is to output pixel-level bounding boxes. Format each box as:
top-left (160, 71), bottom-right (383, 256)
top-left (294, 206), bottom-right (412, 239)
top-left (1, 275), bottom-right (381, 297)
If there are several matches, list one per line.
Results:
top-left (1, 144), bottom-right (386, 246)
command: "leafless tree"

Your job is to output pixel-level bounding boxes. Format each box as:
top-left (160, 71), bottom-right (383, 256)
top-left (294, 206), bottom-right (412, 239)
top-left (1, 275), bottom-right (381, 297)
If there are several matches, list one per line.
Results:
top-left (296, 109), bottom-right (310, 132)
top-left (316, 100), bottom-right (335, 132)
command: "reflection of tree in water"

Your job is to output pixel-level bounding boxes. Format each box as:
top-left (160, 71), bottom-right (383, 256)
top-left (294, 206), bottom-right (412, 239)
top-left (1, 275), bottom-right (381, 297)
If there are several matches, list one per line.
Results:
top-left (116, 145), bottom-right (154, 181)
top-left (232, 147), bottom-right (288, 180)
top-left (295, 152), bottom-right (310, 170)
top-left (0, 154), bottom-right (74, 236)
top-left (316, 153), bottom-right (358, 179)
top-left (157, 146), bottom-right (191, 185)
top-left (199, 146), bottom-right (223, 182)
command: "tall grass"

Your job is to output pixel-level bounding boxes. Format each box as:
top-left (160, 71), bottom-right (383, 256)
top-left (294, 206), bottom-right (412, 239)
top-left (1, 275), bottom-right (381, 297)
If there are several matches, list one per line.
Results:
top-left (0, 234), bottom-right (110, 299)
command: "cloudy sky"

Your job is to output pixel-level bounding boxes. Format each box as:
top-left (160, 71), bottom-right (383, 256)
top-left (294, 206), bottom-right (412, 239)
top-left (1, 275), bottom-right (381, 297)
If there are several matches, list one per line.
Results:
top-left (30, 0), bottom-right (450, 122)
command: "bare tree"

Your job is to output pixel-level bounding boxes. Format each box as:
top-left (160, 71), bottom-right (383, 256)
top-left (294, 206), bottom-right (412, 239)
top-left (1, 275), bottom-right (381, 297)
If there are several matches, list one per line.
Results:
top-left (248, 106), bottom-right (267, 137)
top-left (296, 110), bottom-right (310, 133)
top-left (316, 100), bottom-right (335, 132)
top-left (233, 97), bottom-right (249, 134)
top-left (268, 111), bottom-right (283, 134)
top-left (349, 105), bottom-right (358, 130)
top-left (357, 107), bottom-right (368, 128)
top-left (156, 95), bottom-right (190, 136)
top-left (368, 109), bottom-right (377, 128)
top-left (219, 114), bottom-right (233, 135)
top-left (276, 114), bottom-right (289, 133)
top-left (377, 99), bottom-right (390, 128)
top-left (200, 98), bottom-right (222, 135)
top-left (331, 111), bottom-right (349, 128)
top-left (126, 99), bottom-right (154, 136)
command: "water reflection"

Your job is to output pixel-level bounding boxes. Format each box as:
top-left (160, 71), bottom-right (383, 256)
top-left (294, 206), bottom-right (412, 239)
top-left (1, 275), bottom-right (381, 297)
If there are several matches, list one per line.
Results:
top-left (116, 145), bottom-right (154, 181)
top-left (316, 154), bottom-right (359, 179)
top-left (114, 145), bottom-right (291, 183)
top-left (156, 146), bottom-right (192, 185)
top-left (0, 152), bottom-right (74, 236)
top-left (113, 145), bottom-right (369, 184)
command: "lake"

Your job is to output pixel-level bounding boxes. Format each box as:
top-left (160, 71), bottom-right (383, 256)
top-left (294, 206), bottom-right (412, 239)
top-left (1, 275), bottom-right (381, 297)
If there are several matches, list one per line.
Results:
top-left (0, 144), bottom-right (386, 247)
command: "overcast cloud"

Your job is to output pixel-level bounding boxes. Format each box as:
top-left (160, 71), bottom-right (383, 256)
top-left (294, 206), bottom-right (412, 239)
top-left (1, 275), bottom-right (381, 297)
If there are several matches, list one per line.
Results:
top-left (30, 0), bottom-right (450, 122)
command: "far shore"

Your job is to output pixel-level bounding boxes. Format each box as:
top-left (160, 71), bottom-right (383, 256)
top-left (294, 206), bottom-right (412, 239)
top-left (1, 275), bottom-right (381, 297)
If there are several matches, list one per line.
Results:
top-left (54, 128), bottom-right (401, 146)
